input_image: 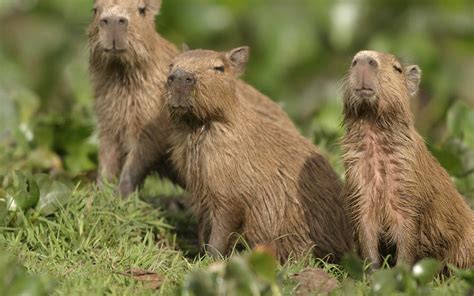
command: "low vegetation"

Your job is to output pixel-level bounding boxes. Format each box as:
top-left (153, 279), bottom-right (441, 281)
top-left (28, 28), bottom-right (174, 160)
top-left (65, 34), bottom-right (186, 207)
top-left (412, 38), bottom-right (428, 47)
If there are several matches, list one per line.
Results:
top-left (1, 0), bottom-right (473, 295)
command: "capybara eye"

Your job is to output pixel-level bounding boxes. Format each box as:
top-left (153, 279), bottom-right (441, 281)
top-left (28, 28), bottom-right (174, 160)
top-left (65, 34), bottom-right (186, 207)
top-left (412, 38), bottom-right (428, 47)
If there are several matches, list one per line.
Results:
top-left (92, 8), bottom-right (97, 15)
top-left (138, 6), bottom-right (146, 16)
top-left (213, 66), bottom-right (225, 73)
top-left (393, 65), bottom-right (402, 74)
top-left (352, 60), bottom-right (357, 67)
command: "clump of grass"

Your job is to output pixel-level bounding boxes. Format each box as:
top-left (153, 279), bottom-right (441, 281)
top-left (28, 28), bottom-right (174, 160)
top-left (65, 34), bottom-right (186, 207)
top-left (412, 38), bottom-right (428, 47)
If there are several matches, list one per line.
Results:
top-left (1, 177), bottom-right (473, 295)
top-left (1, 182), bottom-right (193, 295)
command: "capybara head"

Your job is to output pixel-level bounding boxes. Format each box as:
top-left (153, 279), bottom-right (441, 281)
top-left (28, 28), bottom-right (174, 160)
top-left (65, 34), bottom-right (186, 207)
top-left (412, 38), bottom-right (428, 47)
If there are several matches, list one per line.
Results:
top-left (165, 46), bottom-right (250, 125)
top-left (88, 0), bottom-right (162, 63)
top-left (343, 50), bottom-right (421, 118)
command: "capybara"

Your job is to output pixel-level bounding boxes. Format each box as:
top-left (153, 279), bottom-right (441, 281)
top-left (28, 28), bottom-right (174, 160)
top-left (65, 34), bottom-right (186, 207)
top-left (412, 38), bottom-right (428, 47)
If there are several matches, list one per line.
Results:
top-left (88, 0), bottom-right (296, 198)
top-left (164, 47), bottom-right (352, 262)
top-left (342, 50), bottom-right (474, 269)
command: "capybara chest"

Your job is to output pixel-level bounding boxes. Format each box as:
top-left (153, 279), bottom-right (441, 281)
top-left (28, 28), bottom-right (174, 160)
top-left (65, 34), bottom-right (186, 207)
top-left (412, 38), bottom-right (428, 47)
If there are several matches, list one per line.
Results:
top-left (345, 127), bottom-right (409, 223)
top-left (97, 86), bottom-right (163, 149)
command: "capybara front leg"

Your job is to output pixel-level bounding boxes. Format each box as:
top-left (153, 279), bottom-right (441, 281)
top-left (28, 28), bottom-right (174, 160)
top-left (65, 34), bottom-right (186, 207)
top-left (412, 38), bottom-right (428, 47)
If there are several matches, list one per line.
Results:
top-left (98, 135), bottom-right (124, 186)
top-left (118, 148), bottom-right (151, 198)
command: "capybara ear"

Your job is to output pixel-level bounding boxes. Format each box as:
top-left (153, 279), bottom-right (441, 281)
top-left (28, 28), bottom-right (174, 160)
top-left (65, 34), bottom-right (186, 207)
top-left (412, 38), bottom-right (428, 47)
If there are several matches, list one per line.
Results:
top-left (406, 65), bottom-right (421, 96)
top-left (181, 43), bottom-right (191, 52)
top-left (225, 46), bottom-right (250, 75)
top-left (145, 0), bottom-right (162, 15)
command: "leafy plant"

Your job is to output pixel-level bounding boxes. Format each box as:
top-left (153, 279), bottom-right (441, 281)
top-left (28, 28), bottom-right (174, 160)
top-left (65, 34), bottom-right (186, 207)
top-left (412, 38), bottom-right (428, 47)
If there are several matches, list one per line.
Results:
top-left (181, 247), bottom-right (281, 296)
top-left (0, 171), bottom-right (72, 226)
top-left (0, 253), bottom-right (54, 296)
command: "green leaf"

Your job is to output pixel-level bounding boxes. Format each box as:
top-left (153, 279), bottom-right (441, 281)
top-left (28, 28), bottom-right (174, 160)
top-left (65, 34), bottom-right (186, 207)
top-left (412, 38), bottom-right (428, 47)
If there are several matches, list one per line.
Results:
top-left (7, 276), bottom-right (49, 296)
top-left (428, 144), bottom-right (463, 176)
top-left (411, 259), bottom-right (442, 285)
top-left (393, 265), bottom-right (417, 294)
top-left (248, 247), bottom-right (278, 283)
top-left (0, 253), bottom-right (53, 296)
top-left (0, 198), bottom-right (7, 224)
top-left (226, 256), bottom-right (252, 279)
top-left (447, 102), bottom-right (474, 141)
top-left (371, 269), bottom-right (397, 295)
top-left (182, 270), bottom-right (215, 296)
top-left (5, 171), bottom-right (40, 211)
top-left (449, 265), bottom-right (474, 286)
top-left (35, 174), bottom-right (72, 216)
top-left (341, 252), bottom-right (365, 281)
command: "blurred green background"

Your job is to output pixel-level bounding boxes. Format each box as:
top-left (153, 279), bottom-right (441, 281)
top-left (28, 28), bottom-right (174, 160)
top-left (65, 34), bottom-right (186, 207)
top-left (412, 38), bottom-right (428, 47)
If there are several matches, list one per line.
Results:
top-left (0, 0), bottom-right (473, 200)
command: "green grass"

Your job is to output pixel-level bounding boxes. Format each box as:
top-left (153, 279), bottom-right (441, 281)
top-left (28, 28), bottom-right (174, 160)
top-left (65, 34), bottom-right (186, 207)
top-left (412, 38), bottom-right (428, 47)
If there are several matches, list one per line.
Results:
top-left (1, 177), bottom-right (472, 295)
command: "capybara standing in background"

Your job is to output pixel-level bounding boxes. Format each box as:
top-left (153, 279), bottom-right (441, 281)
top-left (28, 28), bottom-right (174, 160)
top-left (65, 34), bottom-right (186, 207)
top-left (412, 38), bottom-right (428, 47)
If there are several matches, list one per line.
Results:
top-left (342, 50), bottom-right (474, 269)
top-left (88, 0), bottom-right (180, 196)
top-left (165, 47), bottom-right (352, 262)
top-left (88, 0), bottom-right (297, 198)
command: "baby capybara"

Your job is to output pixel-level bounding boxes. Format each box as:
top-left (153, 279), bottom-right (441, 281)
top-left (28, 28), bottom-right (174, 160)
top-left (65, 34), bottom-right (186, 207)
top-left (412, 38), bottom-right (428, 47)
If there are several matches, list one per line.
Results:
top-left (164, 47), bottom-right (352, 262)
top-left (88, 0), bottom-right (296, 197)
top-left (342, 50), bottom-right (474, 269)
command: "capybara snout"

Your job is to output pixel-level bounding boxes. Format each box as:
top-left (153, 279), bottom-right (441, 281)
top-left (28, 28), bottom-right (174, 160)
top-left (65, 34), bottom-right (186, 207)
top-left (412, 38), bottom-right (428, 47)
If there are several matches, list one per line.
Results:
top-left (350, 52), bottom-right (380, 99)
top-left (98, 14), bottom-right (129, 52)
top-left (167, 68), bottom-right (197, 110)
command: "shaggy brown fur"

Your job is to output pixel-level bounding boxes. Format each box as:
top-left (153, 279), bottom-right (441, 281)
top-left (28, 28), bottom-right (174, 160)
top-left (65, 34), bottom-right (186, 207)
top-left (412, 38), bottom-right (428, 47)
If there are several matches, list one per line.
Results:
top-left (165, 47), bottom-right (352, 262)
top-left (342, 50), bottom-right (474, 269)
top-left (88, 0), bottom-right (296, 197)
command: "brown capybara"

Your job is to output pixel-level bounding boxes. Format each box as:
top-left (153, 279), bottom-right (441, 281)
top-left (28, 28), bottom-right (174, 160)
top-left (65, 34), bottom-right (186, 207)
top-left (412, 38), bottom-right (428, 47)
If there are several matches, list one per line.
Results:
top-left (164, 47), bottom-right (352, 262)
top-left (342, 50), bottom-right (474, 269)
top-left (88, 0), bottom-right (296, 198)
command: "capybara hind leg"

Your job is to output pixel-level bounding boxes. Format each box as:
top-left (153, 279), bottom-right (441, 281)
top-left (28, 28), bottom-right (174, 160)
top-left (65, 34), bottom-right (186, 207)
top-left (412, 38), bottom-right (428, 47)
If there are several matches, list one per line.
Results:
top-left (395, 229), bottom-right (416, 266)
top-left (197, 213), bottom-right (211, 251)
top-left (206, 213), bottom-right (241, 258)
top-left (357, 222), bottom-right (381, 268)
top-left (98, 135), bottom-right (124, 186)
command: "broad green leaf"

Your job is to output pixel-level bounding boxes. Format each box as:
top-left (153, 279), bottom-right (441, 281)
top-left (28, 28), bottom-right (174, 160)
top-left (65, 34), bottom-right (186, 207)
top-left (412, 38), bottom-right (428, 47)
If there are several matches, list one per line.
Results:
top-left (6, 276), bottom-right (49, 296)
top-left (447, 102), bottom-right (474, 144)
top-left (248, 247), bottom-right (278, 283)
top-left (412, 259), bottom-right (442, 285)
top-left (225, 256), bottom-right (252, 280)
top-left (341, 253), bottom-right (365, 281)
top-left (5, 171), bottom-right (40, 211)
top-left (35, 174), bottom-right (72, 216)
top-left (371, 269), bottom-right (397, 295)
top-left (182, 270), bottom-right (215, 296)
top-left (448, 265), bottom-right (474, 286)
top-left (428, 144), bottom-right (463, 176)
top-left (393, 265), bottom-right (417, 295)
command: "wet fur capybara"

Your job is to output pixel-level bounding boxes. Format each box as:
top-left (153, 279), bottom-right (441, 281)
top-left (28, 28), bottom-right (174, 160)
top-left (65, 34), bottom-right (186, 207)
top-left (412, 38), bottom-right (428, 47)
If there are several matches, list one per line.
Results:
top-left (342, 50), bottom-right (474, 269)
top-left (88, 0), bottom-right (296, 197)
top-left (88, 0), bottom-right (180, 196)
top-left (164, 47), bottom-right (353, 262)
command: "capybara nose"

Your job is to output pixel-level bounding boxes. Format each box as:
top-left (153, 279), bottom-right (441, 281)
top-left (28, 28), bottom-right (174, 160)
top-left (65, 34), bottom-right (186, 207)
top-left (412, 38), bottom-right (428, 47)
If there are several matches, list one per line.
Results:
top-left (168, 69), bottom-right (196, 88)
top-left (353, 56), bottom-right (378, 69)
top-left (100, 16), bottom-right (129, 29)
top-left (167, 74), bottom-right (176, 84)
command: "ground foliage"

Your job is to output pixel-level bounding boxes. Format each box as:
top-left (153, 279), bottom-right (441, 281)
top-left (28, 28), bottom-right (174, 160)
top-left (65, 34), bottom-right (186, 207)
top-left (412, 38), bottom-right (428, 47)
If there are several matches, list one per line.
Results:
top-left (0, 0), bottom-right (473, 295)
